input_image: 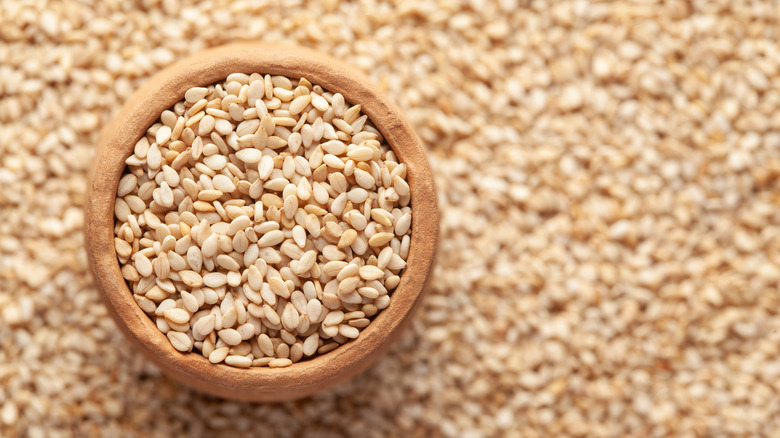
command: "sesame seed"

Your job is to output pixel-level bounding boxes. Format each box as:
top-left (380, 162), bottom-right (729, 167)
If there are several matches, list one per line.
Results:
top-left (185, 87), bottom-right (208, 103)
top-left (225, 355), bottom-right (252, 368)
top-left (167, 331), bottom-right (193, 352)
top-left (218, 329), bottom-right (242, 346)
top-left (268, 358), bottom-right (293, 368)
top-left (163, 308), bottom-right (190, 325)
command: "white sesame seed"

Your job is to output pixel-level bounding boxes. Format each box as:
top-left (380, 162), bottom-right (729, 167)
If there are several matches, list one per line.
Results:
top-left (262, 304), bottom-right (281, 326)
top-left (193, 314), bottom-right (215, 340)
top-left (268, 358), bottom-right (293, 368)
top-left (167, 331), bottom-right (193, 352)
top-left (302, 333), bottom-right (319, 356)
top-left (258, 229), bottom-right (285, 247)
top-left (218, 329), bottom-right (242, 346)
top-left (225, 355), bottom-right (253, 368)
top-left (353, 168), bottom-right (375, 189)
top-left (289, 94), bottom-right (312, 115)
top-left (359, 265), bottom-right (385, 281)
top-left (185, 87), bottom-right (208, 103)
top-left (208, 346), bottom-right (229, 364)
top-left (134, 253), bottom-right (153, 277)
top-left (163, 308), bottom-right (190, 325)
top-left (212, 174), bottom-right (236, 193)
top-left (323, 310), bottom-right (344, 326)
top-left (257, 334), bottom-right (275, 357)
top-left (237, 322), bottom-right (256, 340)
top-left (338, 324), bottom-right (360, 339)
top-left (235, 148), bottom-right (263, 164)
top-left (203, 154), bottom-right (227, 171)
top-left (368, 232), bottom-right (394, 247)
top-left (281, 303), bottom-right (300, 331)
top-left (202, 272), bottom-right (228, 288)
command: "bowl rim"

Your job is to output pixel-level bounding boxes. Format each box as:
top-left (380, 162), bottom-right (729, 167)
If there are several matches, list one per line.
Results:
top-left (85, 43), bottom-right (439, 401)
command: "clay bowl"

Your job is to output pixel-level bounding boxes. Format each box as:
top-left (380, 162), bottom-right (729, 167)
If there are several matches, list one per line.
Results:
top-left (85, 43), bottom-right (438, 402)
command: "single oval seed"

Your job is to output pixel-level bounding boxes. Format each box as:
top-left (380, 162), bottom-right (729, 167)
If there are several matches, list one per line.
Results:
top-left (262, 304), bottom-right (282, 325)
top-left (163, 307), bottom-right (190, 325)
top-left (114, 238), bottom-right (132, 258)
top-left (225, 355), bottom-right (253, 368)
top-left (323, 310), bottom-right (344, 326)
top-left (203, 154), bottom-right (227, 170)
top-left (198, 189), bottom-right (223, 202)
top-left (257, 334), bottom-right (275, 356)
top-left (212, 174), bottom-right (236, 193)
top-left (359, 265), bottom-right (385, 281)
top-left (203, 272), bottom-right (228, 287)
top-left (269, 358), bottom-right (293, 368)
top-left (281, 303), bottom-right (300, 331)
top-left (258, 230), bottom-right (285, 247)
top-left (134, 253), bottom-right (153, 277)
top-left (369, 232), bottom-right (395, 247)
top-left (289, 94), bottom-right (312, 115)
top-left (347, 146), bottom-right (374, 161)
top-left (395, 213), bottom-right (412, 235)
top-left (236, 148), bottom-right (263, 163)
top-left (193, 314), bottom-right (216, 339)
top-left (185, 87), bottom-right (208, 103)
top-left (167, 331), bottom-right (193, 352)
top-left (156, 126), bottom-right (172, 145)
top-left (307, 299), bottom-right (323, 322)
top-left (218, 328), bottom-right (242, 346)
top-left (179, 270), bottom-right (203, 287)
top-left (339, 324), bottom-right (360, 339)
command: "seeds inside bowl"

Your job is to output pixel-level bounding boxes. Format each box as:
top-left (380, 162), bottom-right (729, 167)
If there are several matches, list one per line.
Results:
top-left (113, 73), bottom-right (412, 368)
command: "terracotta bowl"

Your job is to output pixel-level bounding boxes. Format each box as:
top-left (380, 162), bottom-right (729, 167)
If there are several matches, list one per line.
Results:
top-left (85, 43), bottom-right (438, 402)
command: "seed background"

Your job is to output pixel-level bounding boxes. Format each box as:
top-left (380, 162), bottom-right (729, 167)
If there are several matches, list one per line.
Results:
top-left (2, 0), bottom-right (780, 436)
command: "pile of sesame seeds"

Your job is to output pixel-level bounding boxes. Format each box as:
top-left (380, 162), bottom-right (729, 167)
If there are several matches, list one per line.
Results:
top-left (2, 0), bottom-right (780, 436)
top-left (115, 73), bottom-right (412, 368)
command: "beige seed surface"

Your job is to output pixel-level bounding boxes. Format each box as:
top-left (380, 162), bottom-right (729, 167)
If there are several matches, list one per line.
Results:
top-left (115, 72), bottom-right (412, 367)
top-left (3, 1), bottom-right (780, 437)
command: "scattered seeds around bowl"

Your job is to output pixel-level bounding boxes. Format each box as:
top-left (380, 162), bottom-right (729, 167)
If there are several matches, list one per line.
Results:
top-left (114, 73), bottom-right (412, 367)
